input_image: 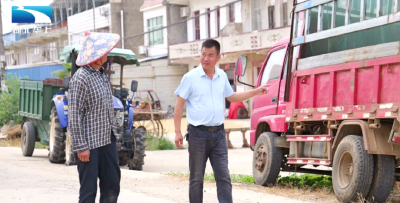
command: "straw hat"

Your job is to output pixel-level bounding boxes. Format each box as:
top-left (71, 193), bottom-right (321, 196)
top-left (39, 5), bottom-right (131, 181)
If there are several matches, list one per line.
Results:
top-left (75, 32), bottom-right (120, 66)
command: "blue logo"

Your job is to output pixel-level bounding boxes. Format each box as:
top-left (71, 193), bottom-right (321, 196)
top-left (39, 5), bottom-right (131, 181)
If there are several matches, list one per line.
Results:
top-left (12, 6), bottom-right (52, 23)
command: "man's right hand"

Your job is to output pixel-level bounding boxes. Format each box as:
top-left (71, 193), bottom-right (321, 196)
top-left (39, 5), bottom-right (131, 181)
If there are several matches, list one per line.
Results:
top-left (78, 150), bottom-right (90, 162)
top-left (175, 132), bottom-right (184, 149)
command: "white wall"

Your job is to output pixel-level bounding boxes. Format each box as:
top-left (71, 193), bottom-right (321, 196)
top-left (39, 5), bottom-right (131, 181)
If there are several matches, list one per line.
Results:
top-left (143, 5), bottom-right (168, 57)
top-left (68, 4), bottom-right (111, 44)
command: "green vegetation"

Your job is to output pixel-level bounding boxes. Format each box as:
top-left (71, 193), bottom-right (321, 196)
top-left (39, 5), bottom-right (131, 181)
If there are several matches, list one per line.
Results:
top-left (0, 74), bottom-right (22, 125)
top-left (51, 63), bottom-right (71, 79)
top-left (145, 135), bottom-right (176, 150)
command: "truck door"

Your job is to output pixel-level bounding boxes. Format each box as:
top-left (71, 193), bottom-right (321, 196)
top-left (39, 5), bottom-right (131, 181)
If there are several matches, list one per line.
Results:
top-left (251, 47), bottom-right (286, 127)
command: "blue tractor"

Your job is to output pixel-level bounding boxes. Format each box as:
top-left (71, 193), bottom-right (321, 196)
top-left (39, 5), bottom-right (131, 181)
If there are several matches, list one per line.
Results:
top-left (47, 46), bottom-right (146, 170)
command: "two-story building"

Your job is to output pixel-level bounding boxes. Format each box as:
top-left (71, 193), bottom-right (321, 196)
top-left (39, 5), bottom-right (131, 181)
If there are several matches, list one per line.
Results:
top-left (168, 0), bottom-right (293, 113)
top-left (4, 3), bottom-right (69, 81)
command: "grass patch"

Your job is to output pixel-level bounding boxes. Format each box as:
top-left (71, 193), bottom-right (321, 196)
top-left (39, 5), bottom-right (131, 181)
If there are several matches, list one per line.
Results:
top-left (145, 135), bottom-right (176, 151)
top-left (167, 173), bottom-right (331, 189)
top-left (0, 138), bottom-right (47, 149)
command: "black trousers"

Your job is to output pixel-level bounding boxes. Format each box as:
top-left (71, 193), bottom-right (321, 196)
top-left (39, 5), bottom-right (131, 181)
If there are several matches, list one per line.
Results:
top-left (188, 125), bottom-right (232, 203)
top-left (75, 133), bottom-right (121, 203)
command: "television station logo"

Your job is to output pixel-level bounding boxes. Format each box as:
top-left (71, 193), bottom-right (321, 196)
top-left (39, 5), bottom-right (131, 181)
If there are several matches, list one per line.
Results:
top-left (11, 6), bottom-right (53, 34)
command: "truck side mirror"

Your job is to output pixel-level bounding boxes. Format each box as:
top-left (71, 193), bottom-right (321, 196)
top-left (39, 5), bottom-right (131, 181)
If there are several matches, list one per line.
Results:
top-left (235, 55), bottom-right (247, 77)
top-left (131, 80), bottom-right (138, 93)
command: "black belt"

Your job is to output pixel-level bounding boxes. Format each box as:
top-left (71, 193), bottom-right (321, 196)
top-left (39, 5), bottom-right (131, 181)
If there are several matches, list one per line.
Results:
top-left (190, 124), bottom-right (224, 133)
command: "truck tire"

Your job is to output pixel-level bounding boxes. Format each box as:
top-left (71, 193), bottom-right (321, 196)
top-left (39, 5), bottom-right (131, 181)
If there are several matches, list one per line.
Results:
top-left (252, 132), bottom-right (282, 186)
top-left (332, 135), bottom-right (374, 202)
top-left (128, 129), bottom-right (146, 171)
top-left (49, 107), bottom-right (66, 164)
top-left (21, 122), bottom-right (36, 157)
top-left (366, 155), bottom-right (395, 203)
top-left (65, 130), bottom-right (76, 166)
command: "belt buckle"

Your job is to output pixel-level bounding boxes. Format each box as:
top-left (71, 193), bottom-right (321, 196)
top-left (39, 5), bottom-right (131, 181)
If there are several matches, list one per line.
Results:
top-left (209, 126), bottom-right (218, 133)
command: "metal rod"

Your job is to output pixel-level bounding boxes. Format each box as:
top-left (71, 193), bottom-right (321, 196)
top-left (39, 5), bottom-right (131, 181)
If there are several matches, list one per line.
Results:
top-left (92, 0), bottom-right (96, 31)
top-left (331, 0), bottom-right (337, 29)
top-left (345, 0), bottom-right (350, 25)
top-left (377, 0), bottom-right (381, 17)
top-left (121, 10), bottom-right (124, 49)
top-left (360, 0), bottom-right (365, 21)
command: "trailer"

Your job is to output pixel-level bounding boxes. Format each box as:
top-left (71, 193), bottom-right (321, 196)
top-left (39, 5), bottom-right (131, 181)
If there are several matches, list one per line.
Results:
top-left (235, 1), bottom-right (400, 202)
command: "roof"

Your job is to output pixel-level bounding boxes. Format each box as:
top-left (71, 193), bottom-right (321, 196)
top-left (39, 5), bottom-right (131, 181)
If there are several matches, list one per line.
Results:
top-left (140, 0), bottom-right (164, 11)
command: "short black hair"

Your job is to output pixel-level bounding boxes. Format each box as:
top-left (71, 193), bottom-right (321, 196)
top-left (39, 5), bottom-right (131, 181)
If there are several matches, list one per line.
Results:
top-left (202, 39), bottom-right (221, 55)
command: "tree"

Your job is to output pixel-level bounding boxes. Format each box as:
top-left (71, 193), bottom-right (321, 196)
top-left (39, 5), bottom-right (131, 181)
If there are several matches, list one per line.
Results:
top-left (51, 63), bottom-right (71, 79)
top-left (0, 73), bottom-right (23, 125)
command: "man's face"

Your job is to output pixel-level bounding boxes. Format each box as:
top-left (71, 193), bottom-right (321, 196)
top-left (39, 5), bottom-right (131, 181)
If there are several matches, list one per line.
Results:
top-left (200, 46), bottom-right (221, 70)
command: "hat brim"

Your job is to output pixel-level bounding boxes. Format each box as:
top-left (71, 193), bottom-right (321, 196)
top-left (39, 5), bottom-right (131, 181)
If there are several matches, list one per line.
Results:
top-left (75, 32), bottom-right (121, 66)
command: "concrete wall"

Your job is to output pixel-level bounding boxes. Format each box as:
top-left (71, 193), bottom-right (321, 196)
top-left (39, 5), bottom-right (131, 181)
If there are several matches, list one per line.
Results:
top-left (68, 4), bottom-right (111, 38)
top-left (167, 4), bottom-right (187, 45)
top-left (110, 0), bottom-right (145, 58)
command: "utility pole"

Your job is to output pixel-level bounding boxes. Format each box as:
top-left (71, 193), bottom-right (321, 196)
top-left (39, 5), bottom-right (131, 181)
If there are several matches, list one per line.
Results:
top-left (0, 0), bottom-right (5, 82)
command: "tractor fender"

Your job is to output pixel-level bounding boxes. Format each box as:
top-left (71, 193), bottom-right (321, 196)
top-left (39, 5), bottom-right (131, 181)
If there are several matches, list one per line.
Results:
top-left (51, 95), bottom-right (68, 128)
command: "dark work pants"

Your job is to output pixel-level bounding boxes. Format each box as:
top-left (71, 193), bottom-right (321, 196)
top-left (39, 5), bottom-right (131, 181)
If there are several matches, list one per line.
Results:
top-left (188, 125), bottom-right (232, 203)
top-left (75, 133), bottom-right (121, 203)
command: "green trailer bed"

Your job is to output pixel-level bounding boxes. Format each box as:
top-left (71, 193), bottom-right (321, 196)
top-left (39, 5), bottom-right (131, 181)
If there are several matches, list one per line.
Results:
top-left (18, 80), bottom-right (63, 145)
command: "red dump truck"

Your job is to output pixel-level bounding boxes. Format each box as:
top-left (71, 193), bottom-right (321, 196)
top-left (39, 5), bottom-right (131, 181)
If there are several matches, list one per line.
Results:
top-left (235, 1), bottom-right (400, 202)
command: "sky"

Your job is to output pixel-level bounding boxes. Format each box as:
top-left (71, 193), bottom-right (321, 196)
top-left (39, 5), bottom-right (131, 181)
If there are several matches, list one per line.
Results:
top-left (1, 0), bottom-right (54, 34)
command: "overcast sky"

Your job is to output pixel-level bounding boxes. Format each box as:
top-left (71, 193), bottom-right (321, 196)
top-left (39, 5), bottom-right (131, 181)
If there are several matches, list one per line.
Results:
top-left (1, 0), bottom-right (54, 34)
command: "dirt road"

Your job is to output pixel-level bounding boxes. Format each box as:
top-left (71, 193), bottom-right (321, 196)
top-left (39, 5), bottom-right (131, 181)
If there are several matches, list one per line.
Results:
top-left (0, 147), bottom-right (314, 203)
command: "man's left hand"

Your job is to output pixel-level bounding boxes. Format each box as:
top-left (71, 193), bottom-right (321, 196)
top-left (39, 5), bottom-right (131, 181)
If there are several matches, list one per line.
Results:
top-left (254, 85), bottom-right (268, 96)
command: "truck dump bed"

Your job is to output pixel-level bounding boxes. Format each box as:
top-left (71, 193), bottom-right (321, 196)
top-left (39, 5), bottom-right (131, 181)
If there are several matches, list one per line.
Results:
top-left (19, 80), bottom-right (63, 121)
top-left (286, 42), bottom-right (400, 122)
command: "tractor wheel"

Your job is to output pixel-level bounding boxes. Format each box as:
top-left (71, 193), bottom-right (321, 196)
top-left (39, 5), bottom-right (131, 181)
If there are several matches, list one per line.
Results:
top-left (332, 135), bottom-right (374, 203)
top-left (128, 128), bottom-right (146, 171)
top-left (21, 122), bottom-right (36, 157)
top-left (118, 151), bottom-right (129, 166)
top-left (366, 155), bottom-right (395, 203)
top-left (65, 130), bottom-right (76, 166)
top-left (252, 132), bottom-right (282, 186)
top-left (48, 107), bottom-right (66, 164)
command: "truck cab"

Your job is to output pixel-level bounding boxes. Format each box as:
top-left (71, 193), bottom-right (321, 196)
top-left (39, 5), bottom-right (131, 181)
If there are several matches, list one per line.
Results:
top-left (237, 38), bottom-right (290, 148)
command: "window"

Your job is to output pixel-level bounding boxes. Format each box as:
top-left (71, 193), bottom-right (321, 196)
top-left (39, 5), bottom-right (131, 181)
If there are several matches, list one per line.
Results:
top-left (260, 48), bottom-right (286, 86)
top-left (148, 16), bottom-right (163, 46)
top-left (229, 4), bottom-right (235, 22)
top-left (268, 6), bottom-right (275, 29)
top-left (322, 2), bottom-right (333, 31)
top-left (308, 7), bottom-right (319, 34)
top-left (252, 0), bottom-right (262, 30)
top-left (283, 2), bottom-right (288, 26)
top-left (194, 11), bottom-right (200, 40)
top-left (335, 0), bottom-right (346, 27)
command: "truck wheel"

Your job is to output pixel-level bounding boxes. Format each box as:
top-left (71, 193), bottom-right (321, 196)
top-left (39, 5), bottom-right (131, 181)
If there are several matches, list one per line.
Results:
top-left (21, 122), bottom-right (36, 157)
top-left (253, 132), bottom-right (282, 186)
top-left (48, 107), bottom-right (66, 164)
top-left (366, 155), bottom-right (395, 203)
top-left (332, 135), bottom-right (374, 202)
top-left (118, 151), bottom-right (128, 166)
top-left (65, 130), bottom-right (76, 166)
top-left (128, 129), bottom-right (146, 171)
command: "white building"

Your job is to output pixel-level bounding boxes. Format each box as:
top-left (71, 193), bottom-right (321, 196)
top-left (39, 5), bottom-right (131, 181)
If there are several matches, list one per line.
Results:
top-left (168, 0), bottom-right (293, 113)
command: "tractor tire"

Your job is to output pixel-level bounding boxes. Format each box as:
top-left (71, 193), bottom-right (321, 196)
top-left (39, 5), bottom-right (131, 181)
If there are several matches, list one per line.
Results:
top-left (65, 130), bottom-right (76, 166)
top-left (128, 129), bottom-right (146, 171)
top-left (366, 155), bottom-right (395, 203)
top-left (252, 132), bottom-right (282, 186)
top-left (332, 135), bottom-right (374, 203)
top-left (48, 107), bottom-right (66, 164)
top-left (21, 122), bottom-right (36, 157)
top-left (118, 151), bottom-right (129, 166)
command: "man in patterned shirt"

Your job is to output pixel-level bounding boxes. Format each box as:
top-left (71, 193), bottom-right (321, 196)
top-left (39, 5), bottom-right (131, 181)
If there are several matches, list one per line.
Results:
top-left (68, 32), bottom-right (121, 203)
